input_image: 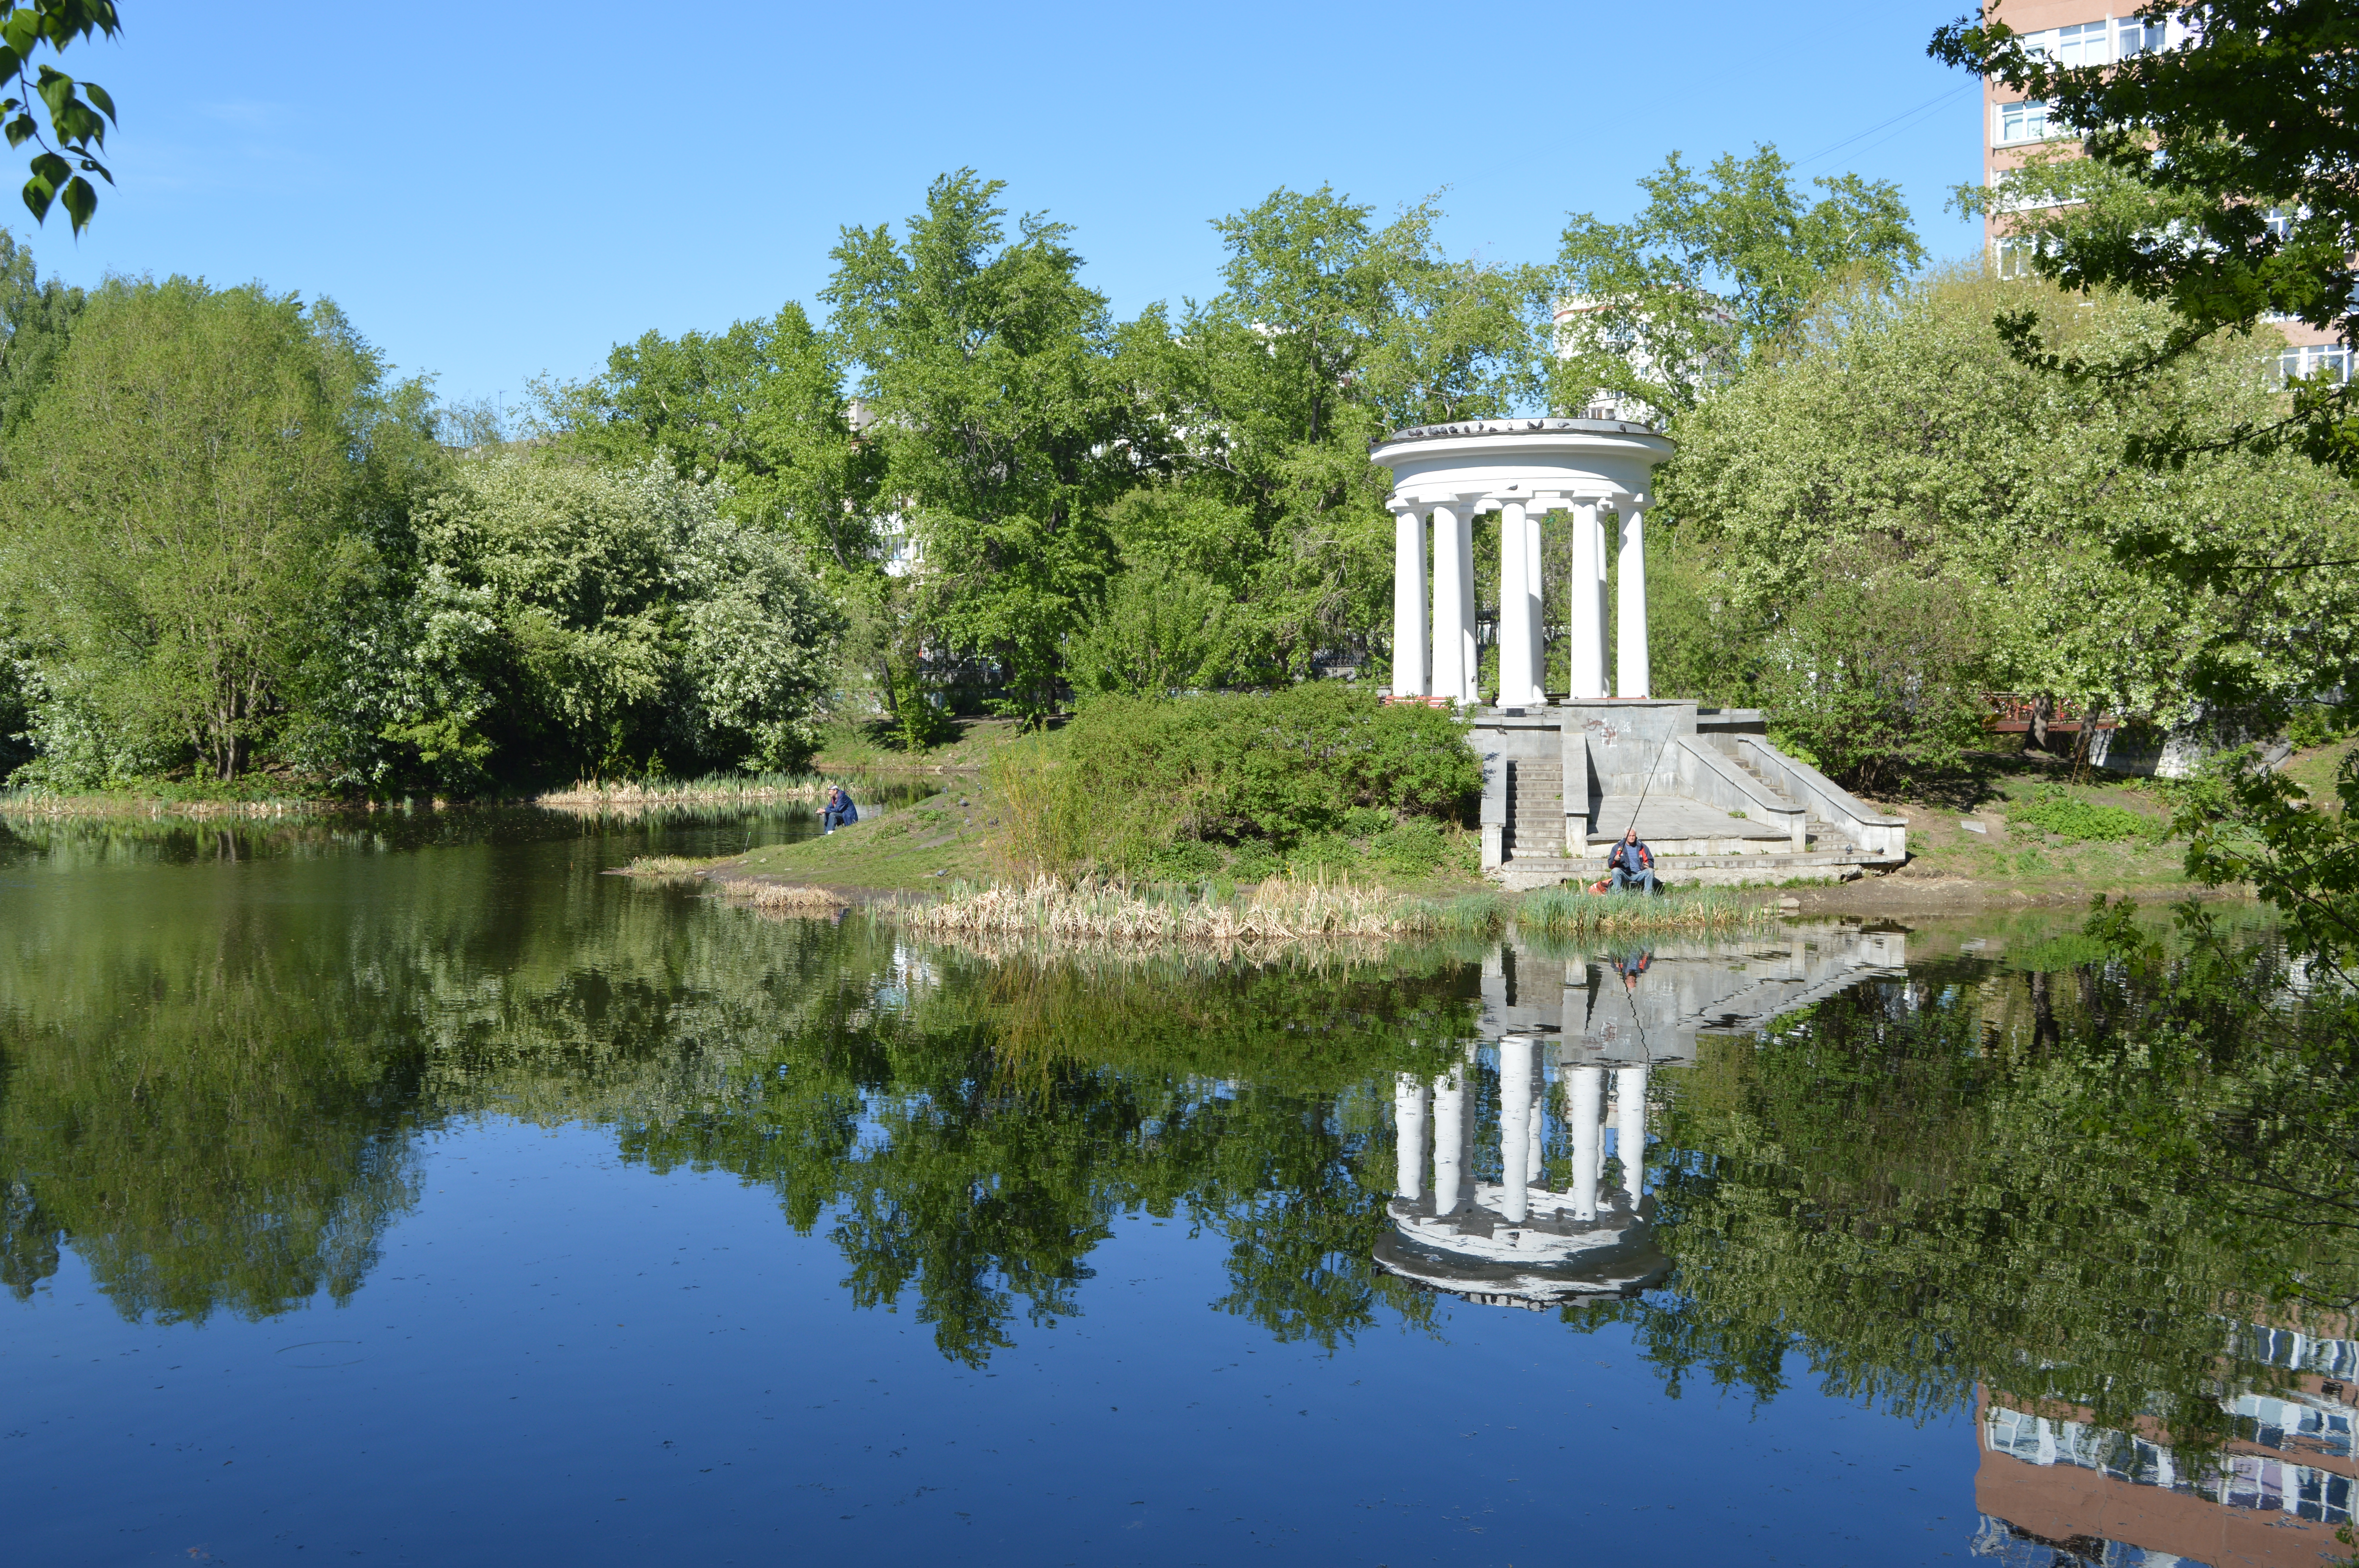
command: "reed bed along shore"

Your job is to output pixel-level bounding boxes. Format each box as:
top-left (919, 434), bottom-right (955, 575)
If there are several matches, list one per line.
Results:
top-left (891, 877), bottom-right (1503, 945)
top-left (710, 877), bottom-right (849, 916)
top-left (615, 855), bottom-right (717, 880)
top-left (0, 789), bottom-right (324, 820)
top-left (536, 771), bottom-right (834, 813)
top-left (1518, 884), bottom-right (1767, 938)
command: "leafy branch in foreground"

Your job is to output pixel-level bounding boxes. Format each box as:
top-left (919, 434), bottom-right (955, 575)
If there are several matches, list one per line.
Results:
top-left (2178, 750), bottom-right (2359, 976)
top-left (1932, 2), bottom-right (2359, 477)
top-left (0, 3), bottom-right (118, 233)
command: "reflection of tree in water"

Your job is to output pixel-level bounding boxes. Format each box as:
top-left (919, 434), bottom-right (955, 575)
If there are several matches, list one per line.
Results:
top-left (612, 941), bottom-right (1478, 1363)
top-left (1583, 927), bottom-right (2359, 1465)
top-left (0, 906), bottom-right (425, 1322)
top-left (1, 818), bottom-right (1482, 1355)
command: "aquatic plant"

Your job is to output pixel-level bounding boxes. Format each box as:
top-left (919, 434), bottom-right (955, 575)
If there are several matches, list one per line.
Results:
top-left (537, 771), bottom-right (835, 813)
top-left (1516, 885), bottom-right (1765, 938)
top-left (889, 875), bottom-right (1498, 946)
top-left (615, 855), bottom-right (716, 880)
top-left (708, 878), bottom-right (849, 916)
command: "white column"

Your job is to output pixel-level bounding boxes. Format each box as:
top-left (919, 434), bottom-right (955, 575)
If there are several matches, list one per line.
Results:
top-left (1567, 1065), bottom-right (1602, 1221)
top-left (1568, 499), bottom-right (1605, 701)
top-left (1496, 500), bottom-right (1536, 707)
top-left (1432, 1061), bottom-right (1467, 1214)
top-left (1616, 496), bottom-right (1650, 700)
top-left (1614, 1065), bottom-right (1649, 1201)
top-left (1499, 1037), bottom-right (1534, 1223)
top-left (1393, 1072), bottom-right (1428, 1200)
top-left (1524, 503), bottom-right (1547, 702)
top-left (1390, 506), bottom-right (1427, 699)
top-left (1429, 503), bottom-right (1466, 705)
top-left (1452, 504), bottom-right (1477, 703)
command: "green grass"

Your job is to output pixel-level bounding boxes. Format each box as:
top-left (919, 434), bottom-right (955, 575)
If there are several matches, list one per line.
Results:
top-left (2004, 787), bottom-right (2166, 845)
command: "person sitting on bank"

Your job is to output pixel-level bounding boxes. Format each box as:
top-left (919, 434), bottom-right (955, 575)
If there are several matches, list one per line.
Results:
top-left (1606, 828), bottom-right (1657, 894)
top-left (821, 786), bottom-right (858, 833)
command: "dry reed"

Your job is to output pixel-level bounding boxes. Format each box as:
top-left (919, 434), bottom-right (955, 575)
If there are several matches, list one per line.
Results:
top-left (616, 855), bottom-right (716, 881)
top-left (891, 875), bottom-right (1496, 946)
top-left (536, 772), bottom-right (833, 814)
top-left (709, 878), bottom-right (849, 916)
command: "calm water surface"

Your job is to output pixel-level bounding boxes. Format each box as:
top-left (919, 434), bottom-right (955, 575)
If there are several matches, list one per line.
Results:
top-left (1, 809), bottom-right (2345, 1567)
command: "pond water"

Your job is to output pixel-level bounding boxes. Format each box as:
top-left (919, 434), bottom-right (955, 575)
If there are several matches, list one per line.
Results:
top-left (2, 808), bottom-right (2348, 1567)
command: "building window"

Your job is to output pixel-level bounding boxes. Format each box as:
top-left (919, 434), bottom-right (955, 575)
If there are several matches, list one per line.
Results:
top-left (2117, 16), bottom-right (2166, 56)
top-left (1996, 99), bottom-right (2054, 145)
top-left (1994, 236), bottom-right (2054, 279)
top-left (2280, 345), bottom-right (2353, 386)
top-left (2051, 20), bottom-right (2110, 66)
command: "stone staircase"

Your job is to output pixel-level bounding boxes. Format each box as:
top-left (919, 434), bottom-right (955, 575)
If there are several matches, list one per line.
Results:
top-left (1505, 760), bottom-right (1564, 860)
top-left (1495, 750), bottom-right (1875, 890)
top-left (1717, 745), bottom-right (1866, 859)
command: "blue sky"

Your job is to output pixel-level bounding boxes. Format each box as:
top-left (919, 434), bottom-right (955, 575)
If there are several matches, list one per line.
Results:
top-left (27, 1), bottom-right (1986, 411)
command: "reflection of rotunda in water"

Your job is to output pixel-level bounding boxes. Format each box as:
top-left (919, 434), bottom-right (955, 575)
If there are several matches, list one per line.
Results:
top-left (1375, 925), bottom-right (1908, 1309)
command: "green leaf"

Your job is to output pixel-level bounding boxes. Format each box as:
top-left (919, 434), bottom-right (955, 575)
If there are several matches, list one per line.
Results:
top-left (35, 64), bottom-right (71, 120)
top-left (58, 170), bottom-right (92, 231)
top-left (20, 169), bottom-right (51, 221)
top-left (0, 14), bottom-right (36, 60)
top-left (80, 77), bottom-right (109, 121)
top-left (4, 111), bottom-right (32, 148)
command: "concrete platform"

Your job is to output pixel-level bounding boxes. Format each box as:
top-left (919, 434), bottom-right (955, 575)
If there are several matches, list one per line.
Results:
top-left (1470, 699), bottom-right (1906, 887)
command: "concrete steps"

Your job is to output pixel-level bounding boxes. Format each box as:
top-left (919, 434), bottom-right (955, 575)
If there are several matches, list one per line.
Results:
top-left (1494, 848), bottom-right (1878, 892)
top-left (1728, 752), bottom-right (1801, 811)
top-left (1579, 795), bottom-right (1792, 858)
top-left (1505, 760), bottom-right (1564, 860)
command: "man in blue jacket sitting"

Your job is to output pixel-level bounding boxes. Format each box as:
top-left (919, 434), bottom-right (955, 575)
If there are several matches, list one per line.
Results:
top-left (1606, 828), bottom-right (1657, 894)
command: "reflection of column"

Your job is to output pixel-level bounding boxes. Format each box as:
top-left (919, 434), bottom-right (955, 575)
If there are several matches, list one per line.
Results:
top-left (1614, 1065), bottom-right (1649, 1201)
top-left (1527, 1058), bottom-right (1545, 1187)
top-left (1391, 507), bottom-right (1427, 699)
top-left (1567, 1065), bottom-right (1602, 1221)
top-left (1432, 1061), bottom-right (1467, 1214)
top-left (1430, 504), bottom-right (1467, 704)
top-left (1393, 1073), bottom-right (1428, 1201)
top-left (1499, 1038), bottom-right (1534, 1223)
top-left (1616, 497), bottom-right (1650, 700)
top-left (1568, 499), bottom-right (1604, 701)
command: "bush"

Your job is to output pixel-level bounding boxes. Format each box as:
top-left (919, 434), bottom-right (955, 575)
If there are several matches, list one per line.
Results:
top-left (2007, 788), bottom-right (2163, 845)
top-left (1065, 683), bottom-right (1479, 848)
top-left (985, 684), bottom-right (1482, 877)
top-left (1369, 818), bottom-right (1450, 877)
top-left (2287, 702), bottom-right (2350, 750)
top-left (1754, 556), bottom-right (1991, 796)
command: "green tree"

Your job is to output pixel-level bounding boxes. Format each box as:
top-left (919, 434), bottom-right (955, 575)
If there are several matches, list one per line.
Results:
top-left (0, 223), bottom-right (78, 433)
top-left (1120, 187), bottom-right (1547, 683)
top-left (1554, 146), bottom-right (1925, 423)
top-left (1665, 269), bottom-right (2359, 778)
top-left (825, 170), bottom-right (1140, 721)
top-left (390, 453), bottom-right (841, 785)
top-left (533, 302), bottom-right (885, 573)
top-left (2, 277), bottom-right (378, 781)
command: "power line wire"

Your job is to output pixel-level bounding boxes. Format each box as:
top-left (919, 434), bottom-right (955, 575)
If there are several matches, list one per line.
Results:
top-left (1791, 82), bottom-right (1976, 170)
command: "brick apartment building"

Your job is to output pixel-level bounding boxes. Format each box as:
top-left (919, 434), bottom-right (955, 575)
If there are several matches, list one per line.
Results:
top-left (1982, 1), bottom-right (2346, 382)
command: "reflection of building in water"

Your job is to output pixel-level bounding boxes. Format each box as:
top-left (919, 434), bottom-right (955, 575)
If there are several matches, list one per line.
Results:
top-left (1972, 1327), bottom-right (2359, 1567)
top-left (1376, 927), bottom-right (1908, 1309)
